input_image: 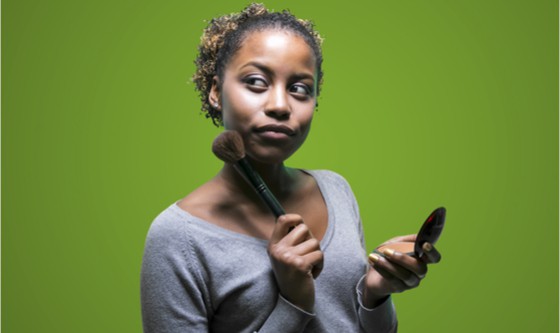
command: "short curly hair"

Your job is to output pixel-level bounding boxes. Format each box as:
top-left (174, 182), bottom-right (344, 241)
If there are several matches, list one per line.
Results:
top-left (192, 3), bottom-right (324, 126)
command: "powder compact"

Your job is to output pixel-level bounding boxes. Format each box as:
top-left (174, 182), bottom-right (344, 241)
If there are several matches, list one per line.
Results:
top-left (374, 207), bottom-right (446, 258)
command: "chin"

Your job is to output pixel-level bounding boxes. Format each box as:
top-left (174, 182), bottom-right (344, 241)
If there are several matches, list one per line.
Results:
top-left (246, 146), bottom-right (298, 165)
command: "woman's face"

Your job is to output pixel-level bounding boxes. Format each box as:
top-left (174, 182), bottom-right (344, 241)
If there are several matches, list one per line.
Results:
top-left (211, 29), bottom-right (318, 165)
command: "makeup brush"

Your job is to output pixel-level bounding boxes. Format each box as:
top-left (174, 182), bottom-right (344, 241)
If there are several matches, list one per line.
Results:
top-left (212, 130), bottom-right (286, 218)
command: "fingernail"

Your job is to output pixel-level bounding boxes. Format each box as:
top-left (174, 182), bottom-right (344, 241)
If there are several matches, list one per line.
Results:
top-left (382, 248), bottom-right (395, 257)
top-left (423, 242), bottom-right (433, 252)
top-left (368, 253), bottom-right (380, 265)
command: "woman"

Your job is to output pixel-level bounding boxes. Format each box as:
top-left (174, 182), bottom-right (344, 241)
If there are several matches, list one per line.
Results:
top-left (141, 4), bottom-right (440, 332)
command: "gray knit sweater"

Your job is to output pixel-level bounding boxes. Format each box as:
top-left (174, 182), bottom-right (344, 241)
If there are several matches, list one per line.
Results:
top-left (141, 170), bottom-right (397, 332)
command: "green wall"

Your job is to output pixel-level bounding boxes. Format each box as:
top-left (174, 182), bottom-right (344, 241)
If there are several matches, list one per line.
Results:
top-left (2, 0), bottom-right (558, 332)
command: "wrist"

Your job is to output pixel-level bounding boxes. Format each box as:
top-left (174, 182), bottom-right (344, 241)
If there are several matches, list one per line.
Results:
top-left (362, 287), bottom-right (390, 309)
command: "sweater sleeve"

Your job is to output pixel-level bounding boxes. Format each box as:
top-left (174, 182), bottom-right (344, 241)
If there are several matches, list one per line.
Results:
top-left (356, 275), bottom-right (398, 333)
top-left (255, 295), bottom-right (315, 332)
top-left (140, 216), bottom-right (210, 332)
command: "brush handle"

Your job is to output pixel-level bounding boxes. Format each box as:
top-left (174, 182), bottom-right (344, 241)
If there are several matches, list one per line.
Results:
top-left (235, 158), bottom-right (286, 218)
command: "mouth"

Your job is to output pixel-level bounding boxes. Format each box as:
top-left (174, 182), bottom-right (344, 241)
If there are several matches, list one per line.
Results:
top-left (255, 124), bottom-right (296, 136)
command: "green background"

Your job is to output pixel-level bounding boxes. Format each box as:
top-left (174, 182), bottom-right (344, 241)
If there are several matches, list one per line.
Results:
top-left (2, 0), bottom-right (558, 332)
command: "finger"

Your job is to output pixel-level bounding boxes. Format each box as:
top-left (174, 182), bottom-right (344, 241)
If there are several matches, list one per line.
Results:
top-left (282, 223), bottom-right (313, 247)
top-left (292, 237), bottom-right (321, 256)
top-left (368, 263), bottom-right (408, 293)
top-left (421, 243), bottom-right (442, 264)
top-left (304, 250), bottom-right (324, 279)
top-left (283, 249), bottom-right (323, 278)
top-left (282, 235), bottom-right (322, 278)
top-left (381, 248), bottom-right (428, 279)
top-left (269, 214), bottom-right (304, 244)
top-left (370, 252), bottom-right (423, 288)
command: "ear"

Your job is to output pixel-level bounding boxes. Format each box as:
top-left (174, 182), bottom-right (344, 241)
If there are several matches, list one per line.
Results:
top-left (208, 76), bottom-right (221, 110)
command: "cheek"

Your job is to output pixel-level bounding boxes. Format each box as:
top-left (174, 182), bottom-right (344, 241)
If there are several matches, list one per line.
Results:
top-left (298, 106), bottom-right (315, 131)
top-left (300, 117), bottom-right (313, 143)
top-left (221, 87), bottom-right (263, 129)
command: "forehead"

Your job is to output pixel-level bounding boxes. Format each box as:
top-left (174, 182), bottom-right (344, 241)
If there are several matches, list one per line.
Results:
top-left (227, 29), bottom-right (317, 72)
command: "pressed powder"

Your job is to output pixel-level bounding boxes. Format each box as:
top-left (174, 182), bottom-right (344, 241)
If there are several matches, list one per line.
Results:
top-left (376, 242), bottom-right (415, 256)
top-left (372, 207), bottom-right (446, 258)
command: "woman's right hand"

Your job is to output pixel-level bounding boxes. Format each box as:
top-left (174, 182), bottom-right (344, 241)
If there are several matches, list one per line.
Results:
top-left (267, 214), bottom-right (324, 313)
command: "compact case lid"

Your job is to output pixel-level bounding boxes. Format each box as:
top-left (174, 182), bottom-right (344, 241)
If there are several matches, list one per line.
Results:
top-left (414, 207), bottom-right (446, 257)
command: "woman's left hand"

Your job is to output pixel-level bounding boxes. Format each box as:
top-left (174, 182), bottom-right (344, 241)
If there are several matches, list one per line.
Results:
top-left (362, 234), bottom-right (442, 308)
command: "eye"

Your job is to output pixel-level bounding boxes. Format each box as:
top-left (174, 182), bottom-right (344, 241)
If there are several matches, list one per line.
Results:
top-left (244, 76), bottom-right (268, 90)
top-left (289, 83), bottom-right (312, 96)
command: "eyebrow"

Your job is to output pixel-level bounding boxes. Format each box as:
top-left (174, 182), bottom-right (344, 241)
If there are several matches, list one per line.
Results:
top-left (240, 61), bottom-right (315, 81)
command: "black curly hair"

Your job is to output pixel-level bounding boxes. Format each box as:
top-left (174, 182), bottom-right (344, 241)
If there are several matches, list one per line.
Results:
top-left (192, 3), bottom-right (324, 126)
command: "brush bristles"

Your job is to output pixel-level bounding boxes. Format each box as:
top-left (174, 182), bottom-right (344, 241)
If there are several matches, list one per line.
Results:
top-left (212, 130), bottom-right (245, 163)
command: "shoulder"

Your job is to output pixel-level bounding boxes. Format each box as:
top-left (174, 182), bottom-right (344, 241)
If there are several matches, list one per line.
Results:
top-left (306, 169), bottom-right (354, 193)
top-left (144, 203), bottom-right (235, 259)
top-left (306, 169), bottom-right (360, 217)
top-left (143, 204), bottom-right (192, 256)
top-left (142, 203), bottom-right (214, 283)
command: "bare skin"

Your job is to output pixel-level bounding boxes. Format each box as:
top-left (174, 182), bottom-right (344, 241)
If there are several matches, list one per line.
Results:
top-left (178, 165), bottom-right (327, 242)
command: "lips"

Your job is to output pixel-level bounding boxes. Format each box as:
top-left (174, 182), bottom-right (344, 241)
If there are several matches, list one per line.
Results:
top-left (255, 124), bottom-right (296, 136)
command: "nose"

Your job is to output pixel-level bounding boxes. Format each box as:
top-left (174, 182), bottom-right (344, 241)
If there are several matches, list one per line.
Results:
top-left (264, 86), bottom-right (291, 120)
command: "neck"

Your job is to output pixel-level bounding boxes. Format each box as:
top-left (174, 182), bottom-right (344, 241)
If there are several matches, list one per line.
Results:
top-left (218, 158), bottom-right (298, 201)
